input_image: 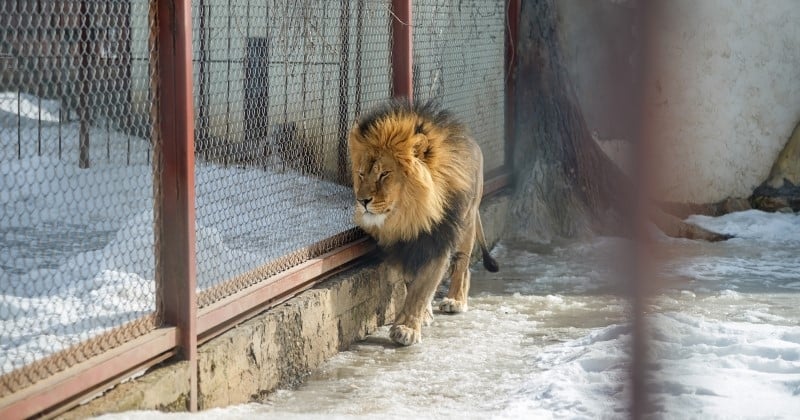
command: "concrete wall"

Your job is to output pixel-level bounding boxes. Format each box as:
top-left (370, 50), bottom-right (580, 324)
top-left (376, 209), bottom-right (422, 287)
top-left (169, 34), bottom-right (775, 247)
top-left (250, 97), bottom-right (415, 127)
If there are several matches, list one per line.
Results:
top-left (646, 0), bottom-right (800, 203)
top-left (557, 0), bottom-right (800, 204)
top-left (63, 195), bottom-right (508, 417)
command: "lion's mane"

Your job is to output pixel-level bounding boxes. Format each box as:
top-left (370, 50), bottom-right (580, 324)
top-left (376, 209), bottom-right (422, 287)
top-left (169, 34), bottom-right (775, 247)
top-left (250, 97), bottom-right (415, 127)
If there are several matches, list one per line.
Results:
top-left (348, 100), bottom-right (477, 273)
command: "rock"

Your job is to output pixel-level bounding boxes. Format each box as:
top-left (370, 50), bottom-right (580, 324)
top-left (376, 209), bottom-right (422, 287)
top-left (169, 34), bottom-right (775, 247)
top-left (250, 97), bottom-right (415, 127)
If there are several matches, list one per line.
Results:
top-left (765, 120), bottom-right (800, 188)
top-left (651, 207), bottom-right (734, 242)
top-left (751, 119), bottom-right (800, 213)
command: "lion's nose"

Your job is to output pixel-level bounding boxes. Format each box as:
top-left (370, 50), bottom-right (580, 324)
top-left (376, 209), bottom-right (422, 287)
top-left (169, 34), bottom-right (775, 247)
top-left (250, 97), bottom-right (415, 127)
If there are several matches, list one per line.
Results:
top-left (359, 198), bottom-right (372, 209)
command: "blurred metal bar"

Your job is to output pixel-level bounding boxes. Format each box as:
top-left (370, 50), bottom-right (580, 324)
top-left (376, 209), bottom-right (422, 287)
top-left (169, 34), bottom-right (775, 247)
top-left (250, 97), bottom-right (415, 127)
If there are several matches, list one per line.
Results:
top-left (0, 328), bottom-right (177, 420)
top-left (391, 0), bottom-right (413, 101)
top-left (632, 2), bottom-right (654, 418)
top-left (154, 0), bottom-right (198, 412)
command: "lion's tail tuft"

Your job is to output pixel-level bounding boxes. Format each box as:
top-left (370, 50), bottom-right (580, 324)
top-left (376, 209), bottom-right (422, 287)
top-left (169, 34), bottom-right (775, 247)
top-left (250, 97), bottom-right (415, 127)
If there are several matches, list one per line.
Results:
top-left (481, 247), bottom-right (499, 273)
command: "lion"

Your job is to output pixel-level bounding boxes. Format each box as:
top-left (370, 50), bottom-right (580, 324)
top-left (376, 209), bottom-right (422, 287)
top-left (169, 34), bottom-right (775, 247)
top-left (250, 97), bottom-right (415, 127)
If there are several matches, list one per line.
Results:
top-left (348, 99), bottom-right (499, 346)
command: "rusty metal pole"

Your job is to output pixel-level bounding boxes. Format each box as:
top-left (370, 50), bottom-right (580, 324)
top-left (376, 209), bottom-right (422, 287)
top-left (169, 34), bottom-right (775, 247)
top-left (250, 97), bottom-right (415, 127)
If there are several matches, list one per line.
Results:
top-left (391, 0), bottom-right (413, 102)
top-left (155, 0), bottom-right (198, 411)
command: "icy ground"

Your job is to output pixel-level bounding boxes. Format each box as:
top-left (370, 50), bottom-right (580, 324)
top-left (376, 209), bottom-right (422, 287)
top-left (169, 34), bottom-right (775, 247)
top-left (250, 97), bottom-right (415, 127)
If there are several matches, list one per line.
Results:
top-left (99, 210), bottom-right (800, 419)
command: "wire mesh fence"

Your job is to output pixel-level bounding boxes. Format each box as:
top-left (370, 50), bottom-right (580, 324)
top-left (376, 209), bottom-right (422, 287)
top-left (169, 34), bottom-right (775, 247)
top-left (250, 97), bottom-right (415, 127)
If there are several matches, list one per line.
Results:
top-left (0, 0), bottom-right (157, 396)
top-left (0, 0), bottom-right (510, 410)
top-left (190, 0), bottom-right (391, 306)
top-left (414, 0), bottom-right (506, 173)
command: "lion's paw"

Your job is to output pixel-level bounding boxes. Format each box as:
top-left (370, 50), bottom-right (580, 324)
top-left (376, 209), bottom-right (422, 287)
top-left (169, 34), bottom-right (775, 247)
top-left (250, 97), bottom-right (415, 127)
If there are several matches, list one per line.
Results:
top-left (390, 324), bottom-right (421, 346)
top-left (439, 297), bottom-right (468, 313)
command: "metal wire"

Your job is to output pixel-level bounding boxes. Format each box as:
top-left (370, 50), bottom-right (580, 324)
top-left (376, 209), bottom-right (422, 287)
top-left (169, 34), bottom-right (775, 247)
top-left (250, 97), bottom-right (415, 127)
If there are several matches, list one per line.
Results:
top-left (0, 0), bottom-right (157, 395)
top-left (191, 0), bottom-right (390, 305)
top-left (413, 0), bottom-right (506, 173)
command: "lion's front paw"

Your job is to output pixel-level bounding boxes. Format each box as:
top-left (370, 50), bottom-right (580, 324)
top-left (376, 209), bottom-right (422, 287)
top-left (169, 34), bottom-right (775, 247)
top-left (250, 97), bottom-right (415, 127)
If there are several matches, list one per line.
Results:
top-left (439, 297), bottom-right (468, 313)
top-left (390, 324), bottom-right (421, 346)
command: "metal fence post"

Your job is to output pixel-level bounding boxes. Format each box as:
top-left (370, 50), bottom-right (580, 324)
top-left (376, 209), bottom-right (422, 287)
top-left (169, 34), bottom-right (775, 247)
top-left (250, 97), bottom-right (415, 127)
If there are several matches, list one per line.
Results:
top-left (391, 0), bottom-right (413, 101)
top-left (154, 0), bottom-right (198, 411)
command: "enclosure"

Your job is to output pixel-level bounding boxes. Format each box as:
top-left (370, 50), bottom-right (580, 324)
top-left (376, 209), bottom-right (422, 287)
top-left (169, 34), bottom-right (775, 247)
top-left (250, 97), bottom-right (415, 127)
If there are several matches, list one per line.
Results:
top-left (4, 0), bottom-right (799, 418)
top-left (0, 0), bottom-right (514, 417)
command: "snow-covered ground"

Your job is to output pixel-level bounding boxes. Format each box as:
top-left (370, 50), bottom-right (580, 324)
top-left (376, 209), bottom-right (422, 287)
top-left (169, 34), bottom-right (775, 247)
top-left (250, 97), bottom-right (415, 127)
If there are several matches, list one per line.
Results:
top-left (0, 93), bottom-right (353, 375)
top-left (647, 210), bottom-right (800, 418)
top-left (98, 210), bottom-right (800, 419)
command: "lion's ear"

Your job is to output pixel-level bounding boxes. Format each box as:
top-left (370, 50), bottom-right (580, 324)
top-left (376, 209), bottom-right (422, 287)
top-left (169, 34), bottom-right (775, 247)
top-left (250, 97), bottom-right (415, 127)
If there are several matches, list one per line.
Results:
top-left (348, 124), bottom-right (364, 147)
top-left (412, 133), bottom-right (430, 161)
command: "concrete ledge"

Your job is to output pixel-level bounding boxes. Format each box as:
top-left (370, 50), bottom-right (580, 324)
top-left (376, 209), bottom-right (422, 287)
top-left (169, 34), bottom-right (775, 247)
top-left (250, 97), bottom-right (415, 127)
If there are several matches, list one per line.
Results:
top-left (62, 193), bottom-right (508, 417)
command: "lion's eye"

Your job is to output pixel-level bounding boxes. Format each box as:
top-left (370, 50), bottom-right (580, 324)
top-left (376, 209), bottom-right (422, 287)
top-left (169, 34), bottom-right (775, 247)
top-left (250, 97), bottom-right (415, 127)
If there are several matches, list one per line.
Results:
top-left (379, 171), bottom-right (391, 181)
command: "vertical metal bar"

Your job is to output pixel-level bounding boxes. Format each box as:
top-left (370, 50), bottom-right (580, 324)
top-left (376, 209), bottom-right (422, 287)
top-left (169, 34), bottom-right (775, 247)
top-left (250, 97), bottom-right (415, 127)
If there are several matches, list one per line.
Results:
top-left (225, 2), bottom-right (232, 165)
top-left (354, 0), bottom-right (364, 117)
top-left (337, 0), bottom-right (351, 183)
top-left (154, 0), bottom-right (198, 412)
top-left (504, 0), bottom-right (520, 173)
top-left (197, 0), bottom-right (207, 155)
top-left (78, 0), bottom-right (91, 168)
top-left (123, 0), bottom-right (133, 164)
top-left (390, 0), bottom-right (412, 101)
top-left (37, 95), bottom-right (42, 156)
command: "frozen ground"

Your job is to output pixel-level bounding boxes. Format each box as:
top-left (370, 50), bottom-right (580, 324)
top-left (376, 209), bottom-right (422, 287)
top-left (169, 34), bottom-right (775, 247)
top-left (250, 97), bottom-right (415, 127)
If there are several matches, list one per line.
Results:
top-left (99, 210), bottom-right (800, 419)
top-left (647, 210), bottom-right (800, 418)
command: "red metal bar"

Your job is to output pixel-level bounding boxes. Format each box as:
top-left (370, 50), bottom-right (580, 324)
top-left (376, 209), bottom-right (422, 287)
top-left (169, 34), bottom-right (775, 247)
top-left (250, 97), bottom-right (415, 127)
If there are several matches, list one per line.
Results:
top-left (391, 0), bottom-right (413, 101)
top-left (155, 0), bottom-right (198, 412)
top-left (0, 328), bottom-right (178, 420)
top-left (504, 0), bottom-right (521, 173)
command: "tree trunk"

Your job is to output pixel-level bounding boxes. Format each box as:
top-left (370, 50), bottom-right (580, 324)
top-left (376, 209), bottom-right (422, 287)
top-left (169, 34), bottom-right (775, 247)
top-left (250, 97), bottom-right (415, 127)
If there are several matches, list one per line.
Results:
top-left (507, 0), bottom-right (729, 243)
top-left (508, 0), bottom-right (631, 242)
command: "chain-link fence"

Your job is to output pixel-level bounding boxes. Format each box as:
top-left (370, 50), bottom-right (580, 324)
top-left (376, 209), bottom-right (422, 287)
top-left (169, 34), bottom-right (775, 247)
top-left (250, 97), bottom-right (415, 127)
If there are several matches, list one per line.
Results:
top-left (189, 0), bottom-right (391, 307)
top-left (414, 0), bottom-right (506, 173)
top-left (0, 0), bottom-right (157, 397)
top-left (0, 0), bottom-right (511, 414)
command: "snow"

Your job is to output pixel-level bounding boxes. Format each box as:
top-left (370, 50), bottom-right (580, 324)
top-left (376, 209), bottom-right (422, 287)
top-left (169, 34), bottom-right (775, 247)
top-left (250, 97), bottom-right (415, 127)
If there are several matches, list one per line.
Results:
top-left (648, 210), bottom-right (800, 418)
top-left (1, 93), bottom-right (353, 374)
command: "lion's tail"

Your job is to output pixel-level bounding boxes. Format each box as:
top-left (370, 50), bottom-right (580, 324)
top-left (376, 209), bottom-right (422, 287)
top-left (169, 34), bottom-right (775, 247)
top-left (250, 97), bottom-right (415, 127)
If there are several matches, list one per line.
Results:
top-left (475, 210), bottom-right (499, 272)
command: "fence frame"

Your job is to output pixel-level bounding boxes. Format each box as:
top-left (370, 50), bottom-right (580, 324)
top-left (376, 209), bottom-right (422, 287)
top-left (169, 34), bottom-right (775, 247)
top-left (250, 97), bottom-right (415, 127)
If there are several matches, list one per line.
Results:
top-left (153, 0), bottom-right (198, 412)
top-left (0, 1), bottom-right (518, 417)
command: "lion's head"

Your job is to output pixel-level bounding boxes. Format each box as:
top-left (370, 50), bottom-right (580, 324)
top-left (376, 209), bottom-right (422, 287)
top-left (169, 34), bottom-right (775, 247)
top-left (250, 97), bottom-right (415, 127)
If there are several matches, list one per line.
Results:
top-left (348, 100), bottom-right (472, 245)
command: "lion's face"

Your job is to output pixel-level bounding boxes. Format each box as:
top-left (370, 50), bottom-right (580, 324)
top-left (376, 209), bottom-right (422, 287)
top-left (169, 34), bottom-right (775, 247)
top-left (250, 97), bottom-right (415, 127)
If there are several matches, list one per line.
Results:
top-left (351, 153), bottom-right (404, 230)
